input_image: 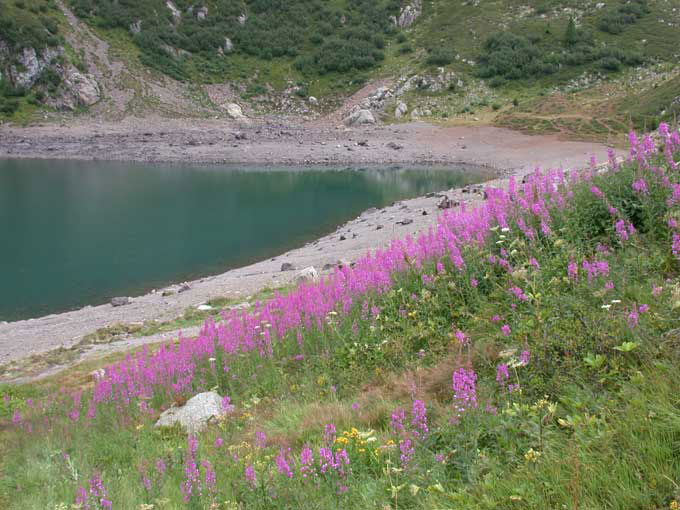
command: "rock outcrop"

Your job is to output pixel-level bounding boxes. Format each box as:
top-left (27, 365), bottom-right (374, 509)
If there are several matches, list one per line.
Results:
top-left (63, 67), bottom-right (101, 107)
top-left (343, 109), bottom-right (376, 126)
top-left (155, 391), bottom-right (227, 435)
top-left (225, 103), bottom-right (246, 119)
top-left (391, 0), bottom-right (422, 28)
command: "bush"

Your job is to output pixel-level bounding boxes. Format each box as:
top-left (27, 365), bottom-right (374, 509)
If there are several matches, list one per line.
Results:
top-left (598, 0), bottom-right (650, 34)
top-left (426, 48), bottom-right (454, 66)
top-left (0, 97), bottom-right (19, 115)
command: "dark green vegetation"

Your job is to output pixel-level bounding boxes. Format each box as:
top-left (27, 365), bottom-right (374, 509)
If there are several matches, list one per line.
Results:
top-left (67, 0), bottom-right (401, 80)
top-left (1, 140), bottom-right (680, 508)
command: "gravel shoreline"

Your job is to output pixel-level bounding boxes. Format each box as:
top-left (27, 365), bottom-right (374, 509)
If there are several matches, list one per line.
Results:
top-left (0, 119), bottom-right (615, 380)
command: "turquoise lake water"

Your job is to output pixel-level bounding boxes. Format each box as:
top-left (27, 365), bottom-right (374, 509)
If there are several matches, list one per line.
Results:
top-left (0, 159), bottom-right (489, 321)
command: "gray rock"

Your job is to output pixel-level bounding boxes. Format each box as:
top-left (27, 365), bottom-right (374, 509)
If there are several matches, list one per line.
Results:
top-left (238, 12), bottom-right (248, 25)
top-left (343, 109), bottom-right (375, 126)
top-left (8, 46), bottom-right (60, 89)
top-left (178, 283), bottom-right (191, 293)
top-left (223, 37), bottom-right (234, 52)
top-left (155, 391), bottom-right (226, 435)
top-left (63, 67), bottom-right (101, 107)
top-left (308, 96), bottom-right (318, 105)
top-left (225, 103), bottom-right (246, 120)
top-left (166, 0), bottom-right (181, 18)
top-left (395, 102), bottom-right (408, 119)
top-left (196, 6), bottom-right (208, 20)
top-left (111, 297), bottom-right (130, 307)
top-left (130, 20), bottom-right (142, 34)
top-left (394, 0), bottom-right (422, 28)
top-left (281, 262), bottom-right (295, 272)
top-left (398, 218), bottom-right (414, 225)
top-left (296, 266), bottom-right (319, 284)
top-left (386, 141), bottom-right (403, 150)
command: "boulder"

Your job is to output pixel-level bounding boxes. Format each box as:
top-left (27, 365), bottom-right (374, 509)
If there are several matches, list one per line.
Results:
top-left (238, 12), bottom-right (248, 25)
top-left (130, 20), bottom-right (142, 34)
top-left (166, 0), bottom-right (181, 18)
top-left (395, 102), bottom-right (408, 119)
top-left (343, 109), bottom-right (375, 126)
top-left (64, 68), bottom-right (101, 107)
top-left (111, 297), bottom-right (130, 307)
top-left (223, 37), bottom-right (234, 52)
top-left (196, 6), bottom-right (208, 20)
top-left (225, 103), bottom-right (246, 120)
top-left (9, 46), bottom-right (60, 89)
top-left (386, 141), bottom-right (403, 150)
top-left (394, 0), bottom-right (422, 28)
top-left (308, 96), bottom-right (318, 105)
top-left (280, 262), bottom-right (295, 272)
top-left (155, 391), bottom-right (225, 435)
top-left (296, 266), bottom-right (319, 284)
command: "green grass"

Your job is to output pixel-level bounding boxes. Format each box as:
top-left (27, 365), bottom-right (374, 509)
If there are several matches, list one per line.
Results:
top-left (2, 142), bottom-right (680, 508)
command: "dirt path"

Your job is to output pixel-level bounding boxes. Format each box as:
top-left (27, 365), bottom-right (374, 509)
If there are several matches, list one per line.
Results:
top-left (0, 119), bottom-right (616, 382)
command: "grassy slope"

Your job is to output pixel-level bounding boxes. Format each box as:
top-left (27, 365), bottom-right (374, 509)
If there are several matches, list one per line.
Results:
top-left (1, 132), bottom-right (680, 508)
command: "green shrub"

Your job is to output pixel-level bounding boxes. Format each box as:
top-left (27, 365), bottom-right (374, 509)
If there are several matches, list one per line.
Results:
top-left (426, 48), bottom-right (454, 66)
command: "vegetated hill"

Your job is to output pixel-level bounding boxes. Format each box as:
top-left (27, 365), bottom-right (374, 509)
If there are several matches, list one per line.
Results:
top-left (1, 127), bottom-right (680, 508)
top-left (1, 0), bottom-right (679, 134)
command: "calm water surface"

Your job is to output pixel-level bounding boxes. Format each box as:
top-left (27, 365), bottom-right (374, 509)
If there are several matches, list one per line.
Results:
top-left (0, 159), bottom-right (490, 321)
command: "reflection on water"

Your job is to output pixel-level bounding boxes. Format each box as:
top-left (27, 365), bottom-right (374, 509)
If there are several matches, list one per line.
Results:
top-left (0, 159), bottom-right (491, 321)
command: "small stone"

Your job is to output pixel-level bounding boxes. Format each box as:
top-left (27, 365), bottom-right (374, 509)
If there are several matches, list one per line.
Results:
top-left (197, 304), bottom-right (213, 311)
top-left (398, 218), bottom-right (414, 225)
top-left (178, 283), bottom-right (191, 293)
top-left (111, 297), bottom-right (130, 307)
top-left (281, 262), bottom-right (295, 272)
top-left (376, 224), bottom-right (384, 230)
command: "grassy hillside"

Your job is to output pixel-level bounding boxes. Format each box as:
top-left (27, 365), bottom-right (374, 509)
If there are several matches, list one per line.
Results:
top-left (1, 0), bottom-right (679, 131)
top-left (2, 125), bottom-right (680, 508)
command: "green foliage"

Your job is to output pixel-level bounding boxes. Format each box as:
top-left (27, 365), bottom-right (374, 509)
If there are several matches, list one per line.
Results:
top-left (425, 48), bottom-right (454, 66)
top-left (0, 0), bottom-right (61, 50)
top-left (598, 0), bottom-right (650, 34)
top-left (67, 0), bottom-right (400, 79)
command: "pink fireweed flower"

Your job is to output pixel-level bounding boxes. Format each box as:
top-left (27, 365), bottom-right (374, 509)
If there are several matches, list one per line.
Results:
top-left (491, 315), bottom-right (501, 322)
top-left (605, 281), bottom-right (614, 291)
top-left (156, 458), bottom-right (166, 475)
top-left (244, 465), bottom-right (257, 489)
top-left (300, 446), bottom-right (315, 478)
top-left (639, 304), bottom-right (649, 314)
top-left (508, 286), bottom-right (529, 302)
top-left (496, 363), bottom-right (509, 390)
top-left (12, 410), bottom-right (21, 426)
top-left (255, 430), bottom-right (267, 448)
top-left (411, 399), bottom-right (428, 439)
top-left (399, 438), bottom-right (415, 468)
top-left (454, 329), bottom-right (468, 345)
top-left (567, 261), bottom-right (578, 281)
top-left (673, 233), bottom-right (680, 259)
top-left (470, 277), bottom-right (478, 288)
top-left (632, 178), bottom-right (648, 194)
top-left (214, 437), bottom-right (224, 448)
top-left (501, 324), bottom-right (511, 337)
top-left (627, 309), bottom-right (639, 329)
top-left (436, 262), bottom-right (445, 274)
top-left (452, 367), bottom-right (477, 410)
top-left (520, 349), bottom-right (531, 365)
top-left (202, 460), bottom-right (217, 494)
top-left (652, 285), bottom-right (663, 298)
top-left (590, 186), bottom-right (605, 199)
top-left (390, 408), bottom-right (406, 435)
top-left (276, 449), bottom-right (293, 478)
top-left (221, 396), bottom-right (234, 414)
top-left (529, 257), bottom-right (540, 269)
top-left (616, 220), bottom-right (629, 242)
top-left (323, 424), bottom-right (336, 446)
